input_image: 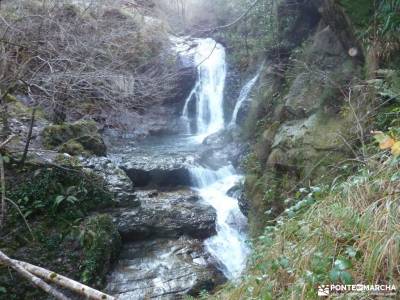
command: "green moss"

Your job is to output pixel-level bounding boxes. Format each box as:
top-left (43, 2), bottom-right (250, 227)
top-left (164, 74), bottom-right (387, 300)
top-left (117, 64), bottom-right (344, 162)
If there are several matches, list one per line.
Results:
top-left (59, 140), bottom-right (88, 156)
top-left (42, 120), bottom-right (106, 156)
top-left (4, 94), bottom-right (17, 103)
top-left (80, 215), bottom-right (121, 287)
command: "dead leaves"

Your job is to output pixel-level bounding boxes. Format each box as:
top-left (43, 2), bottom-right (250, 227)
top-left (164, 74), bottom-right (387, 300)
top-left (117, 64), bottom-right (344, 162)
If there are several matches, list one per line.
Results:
top-left (372, 131), bottom-right (400, 157)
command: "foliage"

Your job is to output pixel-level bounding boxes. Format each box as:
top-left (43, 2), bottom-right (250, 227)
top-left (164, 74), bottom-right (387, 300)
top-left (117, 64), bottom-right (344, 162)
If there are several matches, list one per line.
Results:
top-left (212, 154), bottom-right (400, 299)
top-left (79, 215), bottom-right (121, 287)
top-left (339, 0), bottom-right (374, 29)
top-left (0, 214), bottom-right (120, 299)
top-left (7, 167), bottom-right (113, 221)
top-left (372, 130), bottom-right (400, 156)
top-left (373, 69), bottom-right (400, 128)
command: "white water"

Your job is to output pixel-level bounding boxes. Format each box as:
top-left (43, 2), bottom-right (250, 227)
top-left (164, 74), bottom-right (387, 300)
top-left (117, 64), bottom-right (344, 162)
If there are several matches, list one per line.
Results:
top-left (230, 68), bottom-right (262, 126)
top-left (178, 38), bottom-right (249, 279)
top-left (190, 166), bottom-right (249, 279)
top-left (182, 38), bottom-right (227, 137)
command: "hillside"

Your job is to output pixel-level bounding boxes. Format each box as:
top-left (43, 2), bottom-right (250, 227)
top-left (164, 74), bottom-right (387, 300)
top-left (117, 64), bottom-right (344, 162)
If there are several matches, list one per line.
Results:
top-left (0, 0), bottom-right (399, 299)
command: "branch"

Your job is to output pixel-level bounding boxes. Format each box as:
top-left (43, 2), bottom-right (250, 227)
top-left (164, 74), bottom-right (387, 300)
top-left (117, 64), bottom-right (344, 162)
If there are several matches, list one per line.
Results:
top-left (0, 154), bottom-right (5, 228)
top-left (197, 0), bottom-right (262, 33)
top-left (0, 134), bottom-right (14, 149)
top-left (0, 250), bottom-right (116, 300)
top-left (0, 250), bottom-right (70, 300)
top-left (19, 108), bottom-right (36, 166)
top-left (16, 260), bottom-right (115, 300)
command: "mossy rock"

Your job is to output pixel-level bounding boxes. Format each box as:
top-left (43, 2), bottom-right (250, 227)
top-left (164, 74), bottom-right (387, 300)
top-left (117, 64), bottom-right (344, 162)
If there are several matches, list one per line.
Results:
top-left (59, 140), bottom-right (88, 156)
top-left (76, 135), bottom-right (107, 156)
top-left (42, 120), bottom-right (106, 156)
top-left (4, 93), bottom-right (17, 103)
top-left (81, 214), bottom-right (121, 287)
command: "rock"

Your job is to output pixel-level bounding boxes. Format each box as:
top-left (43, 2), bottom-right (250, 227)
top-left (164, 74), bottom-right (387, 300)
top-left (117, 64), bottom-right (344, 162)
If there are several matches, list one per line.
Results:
top-left (121, 155), bottom-right (193, 187)
top-left (227, 183), bottom-right (249, 217)
top-left (59, 140), bottom-right (87, 156)
top-left (106, 237), bottom-right (226, 300)
top-left (199, 129), bottom-right (246, 169)
top-left (81, 156), bottom-right (139, 206)
top-left (81, 214), bottom-right (121, 287)
top-left (42, 120), bottom-right (107, 156)
top-left (113, 190), bottom-right (217, 241)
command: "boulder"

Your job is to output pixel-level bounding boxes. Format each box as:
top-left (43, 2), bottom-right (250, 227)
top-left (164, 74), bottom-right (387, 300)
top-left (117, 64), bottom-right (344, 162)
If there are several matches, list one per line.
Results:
top-left (106, 237), bottom-right (226, 299)
top-left (120, 155), bottom-right (192, 187)
top-left (227, 183), bottom-right (249, 217)
top-left (42, 120), bottom-right (107, 156)
top-left (81, 156), bottom-right (139, 206)
top-left (113, 190), bottom-right (217, 241)
top-left (200, 129), bottom-right (247, 169)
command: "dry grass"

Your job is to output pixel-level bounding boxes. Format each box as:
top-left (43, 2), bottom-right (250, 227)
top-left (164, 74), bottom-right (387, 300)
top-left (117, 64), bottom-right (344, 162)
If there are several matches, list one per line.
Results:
top-left (212, 153), bottom-right (400, 299)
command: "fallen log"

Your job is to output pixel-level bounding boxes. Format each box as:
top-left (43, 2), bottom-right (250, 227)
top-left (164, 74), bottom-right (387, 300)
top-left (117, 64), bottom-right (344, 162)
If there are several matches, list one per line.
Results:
top-left (0, 250), bottom-right (115, 300)
top-left (0, 250), bottom-right (69, 300)
top-left (16, 260), bottom-right (115, 300)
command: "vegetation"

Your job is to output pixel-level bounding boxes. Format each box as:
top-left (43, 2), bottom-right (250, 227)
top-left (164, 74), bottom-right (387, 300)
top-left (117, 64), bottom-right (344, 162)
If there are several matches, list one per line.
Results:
top-left (209, 0), bottom-right (400, 299)
top-left (0, 163), bottom-right (119, 299)
top-left (0, 0), bottom-right (178, 125)
top-left (0, 0), bottom-right (400, 299)
top-left (213, 153), bottom-right (400, 299)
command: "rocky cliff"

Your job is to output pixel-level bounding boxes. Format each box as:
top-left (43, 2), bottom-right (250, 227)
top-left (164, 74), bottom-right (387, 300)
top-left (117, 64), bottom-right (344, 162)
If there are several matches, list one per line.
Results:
top-left (239, 0), bottom-right (365, 231)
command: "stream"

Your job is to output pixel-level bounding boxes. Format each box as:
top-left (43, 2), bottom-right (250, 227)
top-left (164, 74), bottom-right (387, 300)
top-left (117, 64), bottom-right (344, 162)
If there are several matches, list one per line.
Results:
top-left (101, 37), bottom-right (257, 299)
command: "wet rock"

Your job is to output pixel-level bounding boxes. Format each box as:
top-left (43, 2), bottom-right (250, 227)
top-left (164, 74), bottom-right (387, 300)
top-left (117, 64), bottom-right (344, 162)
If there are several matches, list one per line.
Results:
top-left (227, 183), bottom-right (249, 217)
top-left (81, 157), bottom-right (139, 206)
top-left (200, 129), bottom-right (246, 169)
top-left (113, 190), bottom-right (217, 241)
top-left (121, 155), bottom-right (192, 187)
top-left (106, 237), bottom-right (226, 299)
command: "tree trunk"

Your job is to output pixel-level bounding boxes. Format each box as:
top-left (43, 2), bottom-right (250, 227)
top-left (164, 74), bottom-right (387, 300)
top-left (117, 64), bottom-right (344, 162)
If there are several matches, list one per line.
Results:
top-left (0, 250), bottom-right (116, 300)
top-left (0, 251), bottom-right (70, 300)
top-left (19, 108), bottom-right (36, 166)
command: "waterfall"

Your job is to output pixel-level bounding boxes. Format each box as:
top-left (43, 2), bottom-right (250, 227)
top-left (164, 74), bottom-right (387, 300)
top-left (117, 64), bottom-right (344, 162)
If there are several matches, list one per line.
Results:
top-left (190, 166), bottom-right (249, 279)
top-left (230, 68), bottom-right (262, 126)
top-left (180, 38), bottom-right (249, 279)
top-left (182, 38), bottom-right (226, 136)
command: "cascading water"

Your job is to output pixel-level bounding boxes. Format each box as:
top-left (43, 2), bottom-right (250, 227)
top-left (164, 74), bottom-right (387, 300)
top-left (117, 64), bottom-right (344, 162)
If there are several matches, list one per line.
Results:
top-left (190, 166), bottom-right (249, 279)
top-left (182, 38), bottom-right (226, 137)
top-left (179, 38), bottom-right (250, 279)
top-left (104, 38), bottom-right (250, 299)
top-left (230, 67), bottom-right (262, 126)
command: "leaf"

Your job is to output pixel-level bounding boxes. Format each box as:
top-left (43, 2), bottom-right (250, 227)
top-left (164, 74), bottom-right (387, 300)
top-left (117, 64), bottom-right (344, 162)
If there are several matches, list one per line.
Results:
top-left (340, 271), bottom-right (353, 284)
top-left (66, 195), bottom-right (78, 204)
top-left (372, 131), bottom-right (388, 143)
top-left (345, 246), bottom-right (357, 258)
top-left (54, 195), bottom-right (65, 207)
top-left (391, 141), bottom-right (400, 157)
top-left (2, 156), bottom-right (10, 164)
top-left (23, 210), bottom-right (33, 218)
top-left (334, 258), bottom-right (352, 270)
top-left (329, 269), bottom-right (341, 281)
top-left (329, 268), bottom-right (353, 284)
top-left (379, 136), bottom-right (395, 149)
top-left (66, 186), bottom-right (77, 195)
top-left (278, 257), bottom-right (289, 268)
